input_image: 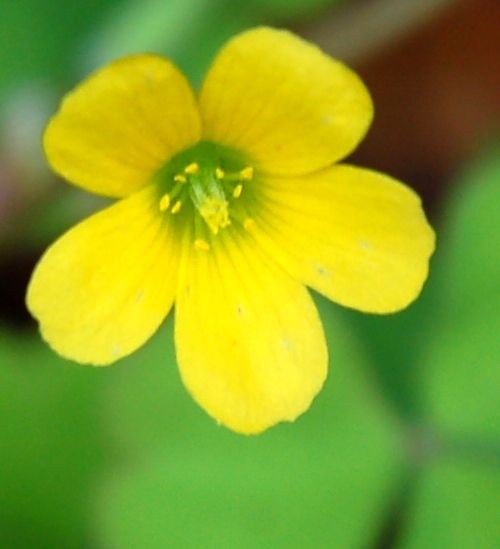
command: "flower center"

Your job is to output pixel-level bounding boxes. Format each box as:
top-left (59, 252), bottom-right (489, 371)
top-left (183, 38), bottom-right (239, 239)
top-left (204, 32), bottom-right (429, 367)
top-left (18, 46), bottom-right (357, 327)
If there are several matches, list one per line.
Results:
top-left (153, 141), bottom-right (256, 250)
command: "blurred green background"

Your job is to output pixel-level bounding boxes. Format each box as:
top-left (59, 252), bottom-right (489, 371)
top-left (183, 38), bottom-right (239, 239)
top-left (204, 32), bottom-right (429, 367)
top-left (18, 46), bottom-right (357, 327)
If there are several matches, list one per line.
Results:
top-left (1, 0), bottom-right (499, 547)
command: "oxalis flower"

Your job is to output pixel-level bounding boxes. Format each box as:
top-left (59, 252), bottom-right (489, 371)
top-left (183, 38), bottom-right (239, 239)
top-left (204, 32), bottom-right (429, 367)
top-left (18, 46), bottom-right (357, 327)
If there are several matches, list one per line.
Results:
top-left (27, 27), bottom-right (435, 434)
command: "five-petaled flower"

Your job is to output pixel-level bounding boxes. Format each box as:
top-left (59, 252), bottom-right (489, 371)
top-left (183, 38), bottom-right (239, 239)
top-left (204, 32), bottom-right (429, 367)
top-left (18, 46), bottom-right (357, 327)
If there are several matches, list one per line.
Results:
top-left (27, 27), bottom-right (435, 434)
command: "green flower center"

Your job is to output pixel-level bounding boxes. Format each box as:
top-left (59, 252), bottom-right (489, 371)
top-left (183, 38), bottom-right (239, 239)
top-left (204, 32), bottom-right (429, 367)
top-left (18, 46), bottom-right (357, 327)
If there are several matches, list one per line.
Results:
top-left (153, 141), bottom-right (256, 250)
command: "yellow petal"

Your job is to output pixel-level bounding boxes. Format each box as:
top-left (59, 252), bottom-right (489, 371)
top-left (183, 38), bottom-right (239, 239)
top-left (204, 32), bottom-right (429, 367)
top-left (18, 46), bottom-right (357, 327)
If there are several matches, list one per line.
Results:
top-left (26, 186), bottom-right (180, 365)
top-left (253, 165), bottom-right (435, 313)
top-left (200, 27), bottom-right (373, 176)
top-left (175, 229), bottom-right (327, 434)
top-left (44, 54), bottom-right (201, 198)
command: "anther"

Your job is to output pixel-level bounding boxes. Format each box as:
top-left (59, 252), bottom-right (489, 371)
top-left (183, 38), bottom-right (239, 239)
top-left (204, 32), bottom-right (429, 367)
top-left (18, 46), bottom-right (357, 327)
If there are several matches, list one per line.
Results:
top-left (194, 239), bottom-right (210, 252)
top-left (240, 166), bottom-right (254, 180)
top-left (171, 200), bottom-right (182, 214)
top-left (174, 174), bottom-right (187, 184)
top-left (233, 184), bottom-right (243, 199)
top-left (159, 194), bottom-right (171, 212)
top-left (243, 217), bottom-right (256, 231)
top-left (215, 167), bottom-right (225, 180)
top-left (184, 162), bottom-right (199, 175)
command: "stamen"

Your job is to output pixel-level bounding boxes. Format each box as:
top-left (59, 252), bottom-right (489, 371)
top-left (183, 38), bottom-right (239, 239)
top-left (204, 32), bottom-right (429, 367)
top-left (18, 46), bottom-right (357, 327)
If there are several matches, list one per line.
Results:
top-left (194, 239), bottom-right (210, 251)
top-left (171, 200), bottom-right (182, 214)
top-left (240, 166), bottom-right (254, 180)
top-left (243, 217), bottom-right (256, 231)
top-left (215, 167), bottom-right (225, 180)
top-left (233, 184), bottom-right (243, 199)
top-left (174, 174), bottom-right (187, 184)
top-left (184, 162), bottom-right (200, 175)
top-left (159, 194), bottom-right (171, 212)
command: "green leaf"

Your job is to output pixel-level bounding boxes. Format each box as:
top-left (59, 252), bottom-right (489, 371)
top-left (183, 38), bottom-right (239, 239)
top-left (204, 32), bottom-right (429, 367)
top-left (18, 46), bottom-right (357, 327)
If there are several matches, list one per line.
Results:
top-left (0, 0), bottom-right (120, 98)
top-left (418, 304), bottom-right (499, 442)
top-left (338, 276), bottom-right (439, 420)
top-left (95, 299), bottom-right (405, 548)
top-left (0, 329), bottom-right (110, 548)
top-left (436, 144), bottom-right (500, 310)
top-left (417, 144), bottom-right (500, 441)
top-left (400, 457), bottom-right (500, 549)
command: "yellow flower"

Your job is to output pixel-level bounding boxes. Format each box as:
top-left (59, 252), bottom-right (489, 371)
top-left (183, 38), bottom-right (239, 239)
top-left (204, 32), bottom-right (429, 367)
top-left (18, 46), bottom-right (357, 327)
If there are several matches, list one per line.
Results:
top-left (27, 27), bottom-right (435, 434)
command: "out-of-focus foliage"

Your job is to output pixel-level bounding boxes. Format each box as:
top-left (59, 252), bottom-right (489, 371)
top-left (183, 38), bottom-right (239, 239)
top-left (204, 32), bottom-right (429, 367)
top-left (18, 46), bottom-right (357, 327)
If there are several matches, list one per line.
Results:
top-left (0, 331), bottom-right (110, 548)
top-left (418, 146), bottom-right (500, 441)
top-left (0, 0), bottom-right (120, 99)
top-left (401, 145), bottom-right (500, 547)
top-left (400, 458), bottom-right (500, 549)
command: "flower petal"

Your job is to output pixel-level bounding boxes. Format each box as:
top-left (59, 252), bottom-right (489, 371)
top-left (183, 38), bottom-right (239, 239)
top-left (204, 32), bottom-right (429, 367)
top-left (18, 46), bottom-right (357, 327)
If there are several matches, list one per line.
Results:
top-left (199, 27), bottom-right (373, 176)
top-left (44, 54), bottom-right (201, 197)
top-left (175, 229), bottom-right (327, 434)
top-left (27, 186), bottom-right (180, 365)
top-left (253, 165), bottom-right (435, 313)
